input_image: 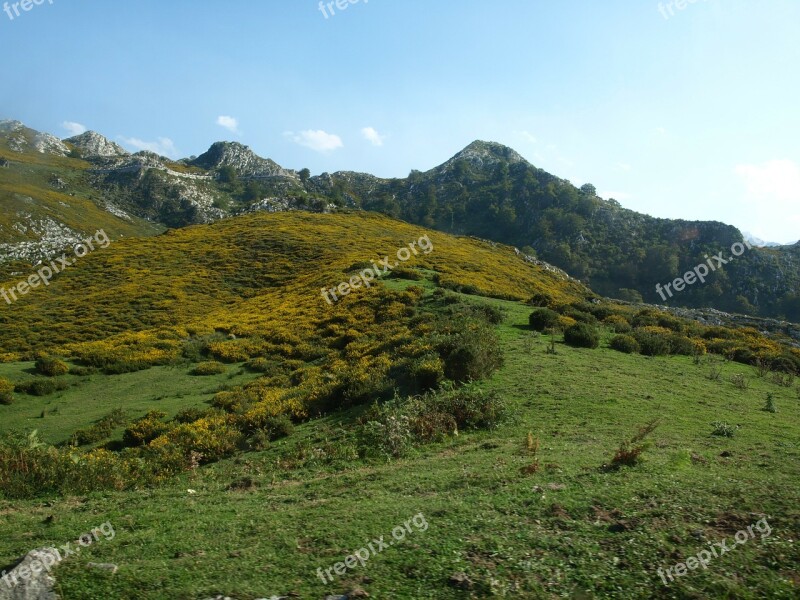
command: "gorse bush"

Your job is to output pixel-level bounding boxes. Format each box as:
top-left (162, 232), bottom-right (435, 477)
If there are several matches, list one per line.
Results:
top-left (35, 356), bottom-right (69, 377)
top-left (191, 361), bottom-right (227, 376)
top-left (632, 330), bottom-right (671, 356)
top-left (564, 323), bottom-right (600, 349)
top-left (0, 378), bottom-right (14, 405)
top-left (610, 334), bottom-right (640, 354)
top-left (529, 308), bottom-right (560, 331)
top-left (123, 410), bottom-right (170, 447)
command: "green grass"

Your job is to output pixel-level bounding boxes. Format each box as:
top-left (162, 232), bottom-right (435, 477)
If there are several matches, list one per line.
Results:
top-left (0, 361), bottom-right (261, 445)
top-left (1, 295), bottom-right (798, 598)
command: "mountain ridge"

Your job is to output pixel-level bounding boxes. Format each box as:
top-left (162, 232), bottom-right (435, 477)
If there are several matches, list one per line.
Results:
top-left (1, 119), bottom-right (798, 322)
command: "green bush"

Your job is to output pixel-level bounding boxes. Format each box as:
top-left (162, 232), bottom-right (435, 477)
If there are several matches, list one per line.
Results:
top-left (562, 308), bottom-right (598, 325)
top-left (667, 334), bottom-right (697, 356)
top-left (191, 361), bottom-right (227, 376)
top-left (244, 358), bottom-right (284, 375)
top-left (610, 335), bottom-right (640, 354)
top-left (529, 308), bottom-right (560, 331)
top-left (0, 378), bottom-right (14, 405)
top-left (35, 357), bottom-right (69, 377)
top-left (15, 379), bottom-right (69, 396)
top-left (435, 320), bottom-right (503, 383)
top-left (70, 409), bottom-right (128, 446)
top-left (632, 331), bottom-right (671, 356)
top-left (564, 323), bottom-right (600, 349)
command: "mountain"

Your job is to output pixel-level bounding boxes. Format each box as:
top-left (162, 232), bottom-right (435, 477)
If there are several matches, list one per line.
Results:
top-left (743, 231), bottom-right (791, 248)
top-left (64, 130), bottom-right (129, 158)
top-left (1, 121), bottom-right (798, 322)
top-left (189, 141), bottom-right (297, 179)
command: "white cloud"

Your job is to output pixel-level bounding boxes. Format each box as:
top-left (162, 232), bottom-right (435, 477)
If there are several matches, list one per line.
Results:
top-left (616, 162), bottom-right (632, 172)
top-left (361, 126), bottom-right (385, 147)
top-left (216, 115), bottom-right (241, 135)
top-left (62, 121), bottom-right (86, 136)
top-left (285, 129), bottom-right (343, 152)
top-left (119, 136), bottom-right (178, 158)
top-left (655, 127), bottom-right (667, 135)
top-left (514, 130), bottom-right (537, 144)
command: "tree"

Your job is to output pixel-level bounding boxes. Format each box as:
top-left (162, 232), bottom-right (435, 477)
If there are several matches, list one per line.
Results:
top-left (218, 165), bottom-right (237, 184)
top-left (580, 183), bottom-right (597, 197)
top-left (299, 168), bottom-right (311, 185)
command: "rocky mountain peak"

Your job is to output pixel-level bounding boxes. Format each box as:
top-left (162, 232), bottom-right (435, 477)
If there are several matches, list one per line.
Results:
top-left (190, 141), bottom-right (295, 179)
top-left (65, 131), bottom-right (129, 158)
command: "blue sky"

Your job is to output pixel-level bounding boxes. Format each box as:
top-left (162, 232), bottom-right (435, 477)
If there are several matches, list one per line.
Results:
top-left (1, 0), bottom-right (798, 243)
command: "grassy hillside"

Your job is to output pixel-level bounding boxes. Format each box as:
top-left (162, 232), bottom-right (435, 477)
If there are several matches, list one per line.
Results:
top-left (0, 291), bottom-right (797, 598)
top-left (0, 210), bottom-right (798, 598)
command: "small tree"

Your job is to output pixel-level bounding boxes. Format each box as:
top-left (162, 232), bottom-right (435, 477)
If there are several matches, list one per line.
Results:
top-left (299, 168), bottom-right (311, 184)
top-left (218, 165), bottom-right (237, 184)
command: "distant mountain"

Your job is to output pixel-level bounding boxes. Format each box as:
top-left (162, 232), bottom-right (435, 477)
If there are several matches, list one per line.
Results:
top-left (0, 120), bottom-right (798, 322)
top-left (743, 232), bottom-right (792, 248)
top-left (65, 130), bottom-right (129, 158)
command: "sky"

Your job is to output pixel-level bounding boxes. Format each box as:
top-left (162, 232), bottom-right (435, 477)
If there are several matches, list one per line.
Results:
top-left (1, 0), bottom-right (798, 244)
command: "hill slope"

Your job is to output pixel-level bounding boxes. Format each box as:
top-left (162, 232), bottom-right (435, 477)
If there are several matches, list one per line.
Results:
top-left (2, 121), bottom-right (799, 322)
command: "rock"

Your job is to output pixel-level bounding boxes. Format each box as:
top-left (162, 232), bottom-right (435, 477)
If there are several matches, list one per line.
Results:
top-left (64, 131), bottom-right (128, 158)
top-left (447, 572), bottom-right (473, 590)
top-left (0, 547), bottom-right (60, 600)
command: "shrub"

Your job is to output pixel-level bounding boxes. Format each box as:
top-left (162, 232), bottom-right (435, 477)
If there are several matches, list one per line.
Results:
top-left (434, 320), bottom-right (503, 383)
top-left (562, 308), bottom-right (598, 325)
top-left (667, 334), bottom-right (698, 356)
top-left (730, 373), bottom-right (749, 390)
top-left (763, 393), bottom-right (777, 413)
top-left (529, 308), bottom-right (560, 332)
top-left (564, 323), bottom-right (600, 349)
top-left (632, 330), bottom-right (671, 356)
top-left (408, 354), bottom-right (445, 391)
top-left (212, 388), bottom-right (253, 413)
top-left (603, 314), bottom-right (632, 334)
top-left (123, 410), bottom-right (170, 447)
top-left (711, 421), bottom-right (736, 437)
top-left (70, 409), bottom-right (128, 446)
top-left (527, 293), bottom-right (552, 308)
top-left (173, 407), bottom-right (212, 424)
top-left (69, 365), bottom-right (98, 377)
top-left (610, 335), bottom-right (640, 354)
top-left (0, 378), bottom-right (14, 405)
top-left (35, 357), bottom-right (69, 377)
top-left (191, 361), bottom-right (227, 376)
top-left (244, 358), bottom-right (284, 375)
top-left (610, 419), bottom-right (659, 468)
top-left (15, 379), bottom-right (69, 396)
